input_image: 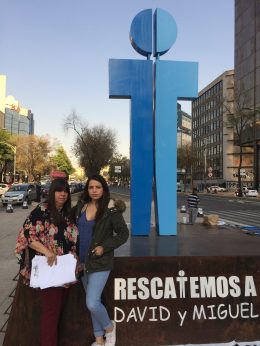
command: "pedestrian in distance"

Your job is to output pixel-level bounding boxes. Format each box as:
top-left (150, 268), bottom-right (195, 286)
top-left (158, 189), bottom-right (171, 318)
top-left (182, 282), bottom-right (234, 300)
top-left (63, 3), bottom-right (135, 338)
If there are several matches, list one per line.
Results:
top-left (186, 187), bottom-right (200, 225)
top-left (73, 174), bottom-right (129, 346)
top-left (15, 177), bottom-right (79, 346)
top-left (36, 180), bottom-right (42, 202)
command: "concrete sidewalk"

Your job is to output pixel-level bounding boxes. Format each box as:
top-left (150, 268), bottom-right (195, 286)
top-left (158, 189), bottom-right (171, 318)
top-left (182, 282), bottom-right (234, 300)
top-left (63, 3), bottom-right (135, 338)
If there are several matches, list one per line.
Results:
top-left (115, 203), bottom-right (260, 258)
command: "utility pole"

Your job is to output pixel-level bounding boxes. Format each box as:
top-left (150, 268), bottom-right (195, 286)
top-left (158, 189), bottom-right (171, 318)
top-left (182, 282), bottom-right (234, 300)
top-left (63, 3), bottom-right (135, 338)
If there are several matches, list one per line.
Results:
top-left (203, 138), bottom-right (208, 191)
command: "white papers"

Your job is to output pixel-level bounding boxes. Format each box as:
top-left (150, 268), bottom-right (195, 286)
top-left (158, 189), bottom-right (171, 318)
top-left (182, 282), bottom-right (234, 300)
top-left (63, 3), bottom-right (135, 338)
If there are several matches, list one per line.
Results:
top-left (30, 253), bottom-right (77, 289)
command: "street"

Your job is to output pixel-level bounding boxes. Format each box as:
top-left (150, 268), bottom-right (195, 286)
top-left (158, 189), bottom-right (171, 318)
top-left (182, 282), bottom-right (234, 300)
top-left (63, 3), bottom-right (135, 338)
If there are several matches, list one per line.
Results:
top-left (178, 192), bottom-right (260, 227)
top-left (0, 203), bottom-right (32, 344)
top-left (110, 187), bottom-right (260, 228)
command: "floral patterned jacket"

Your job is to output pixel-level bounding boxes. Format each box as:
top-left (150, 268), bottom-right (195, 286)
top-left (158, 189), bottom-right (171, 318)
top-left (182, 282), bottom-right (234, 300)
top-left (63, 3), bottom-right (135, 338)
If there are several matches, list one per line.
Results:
top-left (15, 202), bottom-right (79, 285)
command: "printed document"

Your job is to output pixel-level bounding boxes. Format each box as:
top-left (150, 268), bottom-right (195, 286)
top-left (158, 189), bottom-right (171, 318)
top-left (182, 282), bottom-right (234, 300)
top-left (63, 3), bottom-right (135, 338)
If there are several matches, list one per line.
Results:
top-left (30, 253), bottom-right (77, 289)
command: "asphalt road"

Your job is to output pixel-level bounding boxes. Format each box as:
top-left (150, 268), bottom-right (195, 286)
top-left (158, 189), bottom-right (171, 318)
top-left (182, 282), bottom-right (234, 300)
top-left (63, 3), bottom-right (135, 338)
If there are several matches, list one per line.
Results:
top-left (0, 203), bottom-right (33, 344)
top-left (110, 186), bottom-right (260, 227)
top-left (178, 193), bottom-right (260, 227)
top-left (110, 187), bottom-right (260, 228)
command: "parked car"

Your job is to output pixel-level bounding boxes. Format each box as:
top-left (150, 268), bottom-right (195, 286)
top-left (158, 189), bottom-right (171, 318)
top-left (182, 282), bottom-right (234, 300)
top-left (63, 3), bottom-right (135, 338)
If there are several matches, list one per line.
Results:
top-left (1, 183), bottom-right (37, 206)
top-left (244, 188), bottom-right (258, 197)
top-left (0, 183), bottom-right (9, 196)
top-left (234, 186), bottom-right (257, 197)
top-left (41, 181), bottom-right (51, 199)
top-left (209, 185), bottom-right (227, 193)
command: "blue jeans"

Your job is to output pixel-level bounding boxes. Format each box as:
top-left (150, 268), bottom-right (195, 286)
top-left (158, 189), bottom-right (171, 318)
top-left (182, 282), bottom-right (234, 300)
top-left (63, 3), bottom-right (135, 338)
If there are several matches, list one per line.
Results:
top-left (81, 271), bottom-right (113, 337)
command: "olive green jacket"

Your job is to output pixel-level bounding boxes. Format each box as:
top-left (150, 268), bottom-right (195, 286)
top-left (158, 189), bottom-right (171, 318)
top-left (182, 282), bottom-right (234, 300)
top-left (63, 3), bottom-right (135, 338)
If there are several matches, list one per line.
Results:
top-left (73, 199), bottom-right (129, 272)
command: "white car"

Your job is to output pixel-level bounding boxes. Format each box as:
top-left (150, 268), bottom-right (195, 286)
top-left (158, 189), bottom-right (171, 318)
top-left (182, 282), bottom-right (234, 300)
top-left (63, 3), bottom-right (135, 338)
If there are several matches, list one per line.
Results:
top-left (244, 188), bottom-right (258, 197)
top-left (1, 183), bottom-right (37, 205)
top-left (209, 185), bottom-right (226, 192)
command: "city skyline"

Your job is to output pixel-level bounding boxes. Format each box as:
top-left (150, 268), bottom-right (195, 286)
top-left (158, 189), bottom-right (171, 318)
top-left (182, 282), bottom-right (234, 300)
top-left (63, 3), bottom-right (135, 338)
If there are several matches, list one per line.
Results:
top-left (0, 0), bottom-right (234, 166)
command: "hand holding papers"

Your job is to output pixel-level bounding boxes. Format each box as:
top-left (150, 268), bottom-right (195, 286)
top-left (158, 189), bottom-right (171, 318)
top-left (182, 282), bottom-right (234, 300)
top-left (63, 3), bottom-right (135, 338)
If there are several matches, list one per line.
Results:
top-left (30, 253), bottom-right (77, 289)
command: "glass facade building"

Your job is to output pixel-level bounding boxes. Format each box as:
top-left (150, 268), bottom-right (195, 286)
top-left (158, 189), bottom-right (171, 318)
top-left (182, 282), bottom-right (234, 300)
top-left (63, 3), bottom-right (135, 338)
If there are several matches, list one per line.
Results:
top-left (177, 103), bottom-right (191, 148)
top-left (192, 81), bottom-right (224, 183)
top-left (192, 70), bottom-right (237, 189)
top-left (235, 0), bottom-right (260, 189)
top-left (235, 0), bottom-right (260, 108)
top-left (0, 111), bottom-right (4, 129)
top-left (4, 108), bottom-right (34, 135)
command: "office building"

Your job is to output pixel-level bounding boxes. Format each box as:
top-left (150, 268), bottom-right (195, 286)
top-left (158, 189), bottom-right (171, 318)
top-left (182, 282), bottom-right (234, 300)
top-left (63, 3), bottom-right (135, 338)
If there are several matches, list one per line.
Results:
top-left (235, 0), bottom-right (260, 189)
top-left (0, 76), bottom-right (34, 135)
top-left (177, 103), bottom-right (191, 148)
top-left (177, 103), bottom-right (192, 188)
top-left (4, 95), bottom-right (34, 135)
top-left (191, 70), bottom-right (249, 190)
top-left (0, 75), bottom-right (35, 183)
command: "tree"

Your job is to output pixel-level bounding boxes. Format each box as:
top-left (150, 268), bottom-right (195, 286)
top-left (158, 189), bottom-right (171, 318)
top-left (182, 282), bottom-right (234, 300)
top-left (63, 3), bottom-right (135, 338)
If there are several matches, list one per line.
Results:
top-left (108, 154), bottom-right (130, 182)
top-left (177, 144), bottom-right (195, 190)
top-left (224, 85), bottom-right (255, 196)
top-left (0, 130), bottom-right (14, 182)
top-left (14, 135), bottom-right (52, 181)
top-left (64, 110), bottom-right (117, 177)
top-left (50, 146), bottom-right (75, 176)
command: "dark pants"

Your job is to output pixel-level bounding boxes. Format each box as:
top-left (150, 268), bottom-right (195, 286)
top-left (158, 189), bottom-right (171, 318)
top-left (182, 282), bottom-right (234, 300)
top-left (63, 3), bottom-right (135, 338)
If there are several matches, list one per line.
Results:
top-left (40, 287), bottom-right (68, 346)
top-left (188, 207), bottom-right (198, 224)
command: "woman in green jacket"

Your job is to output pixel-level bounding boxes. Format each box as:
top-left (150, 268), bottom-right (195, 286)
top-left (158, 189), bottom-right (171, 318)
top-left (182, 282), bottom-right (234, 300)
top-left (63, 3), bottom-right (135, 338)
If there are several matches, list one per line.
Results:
top-left (74, 174), bottom-right (129, 346)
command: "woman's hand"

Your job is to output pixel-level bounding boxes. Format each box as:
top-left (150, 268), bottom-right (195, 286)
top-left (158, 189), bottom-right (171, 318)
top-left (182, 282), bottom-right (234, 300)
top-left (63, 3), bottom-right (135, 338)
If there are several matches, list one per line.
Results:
top-left (92, 246), bottom-right (104, 257)
top-left (46, 251), bottom-right (57, 266)
top-left (29, 241), bottom-right (57, 266)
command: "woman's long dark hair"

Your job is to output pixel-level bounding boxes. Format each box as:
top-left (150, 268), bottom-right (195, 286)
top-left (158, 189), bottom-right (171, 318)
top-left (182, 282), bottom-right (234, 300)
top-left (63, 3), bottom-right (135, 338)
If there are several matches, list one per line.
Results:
top-left (47, 178), bottom-right (71, 224)
top-left (83, 174), bottom-right (110, 222)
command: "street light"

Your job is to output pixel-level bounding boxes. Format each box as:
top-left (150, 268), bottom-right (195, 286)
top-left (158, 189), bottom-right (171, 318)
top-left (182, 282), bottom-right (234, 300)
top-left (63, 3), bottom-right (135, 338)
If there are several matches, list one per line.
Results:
top-left (0, 141), bottom-right (16, 182)
top-left (202, 138), bottom-right (208, 190)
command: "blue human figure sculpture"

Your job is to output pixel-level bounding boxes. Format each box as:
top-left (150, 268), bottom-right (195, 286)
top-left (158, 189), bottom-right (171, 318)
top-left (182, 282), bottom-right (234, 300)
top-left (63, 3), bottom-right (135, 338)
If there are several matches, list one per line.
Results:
top-left (109, 10), bottom-right (153, 236)
top-left (109, 8), bottom-right (198, 236)
top-left (154, 9), bottom-right (198, 235)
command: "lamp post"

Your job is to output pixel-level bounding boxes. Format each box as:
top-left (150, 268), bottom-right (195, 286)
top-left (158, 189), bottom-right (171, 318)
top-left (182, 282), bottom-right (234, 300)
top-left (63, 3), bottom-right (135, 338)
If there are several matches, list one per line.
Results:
top-left (203, 138), bottom-right (208, 191)
top-left (0, 141), bottom-right (17, 182)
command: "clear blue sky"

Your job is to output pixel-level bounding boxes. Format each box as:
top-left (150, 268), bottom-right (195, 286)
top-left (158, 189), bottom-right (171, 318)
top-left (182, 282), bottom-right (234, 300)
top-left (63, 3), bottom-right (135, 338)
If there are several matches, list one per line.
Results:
top-left (0, 0), bottom-right (234, 164)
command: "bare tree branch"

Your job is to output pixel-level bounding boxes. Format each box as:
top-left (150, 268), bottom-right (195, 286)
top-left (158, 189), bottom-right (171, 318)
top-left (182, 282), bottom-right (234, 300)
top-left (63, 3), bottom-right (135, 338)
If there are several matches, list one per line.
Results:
top-left (224, 84), bottom-right (255, 196)
top-left (63, 110), bottom-right (118, 177)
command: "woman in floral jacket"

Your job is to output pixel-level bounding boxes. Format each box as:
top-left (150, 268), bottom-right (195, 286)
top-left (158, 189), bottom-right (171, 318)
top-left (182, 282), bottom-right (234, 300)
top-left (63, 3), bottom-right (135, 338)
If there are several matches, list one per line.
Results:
top-left (15, 177), bottom-right (78, 346)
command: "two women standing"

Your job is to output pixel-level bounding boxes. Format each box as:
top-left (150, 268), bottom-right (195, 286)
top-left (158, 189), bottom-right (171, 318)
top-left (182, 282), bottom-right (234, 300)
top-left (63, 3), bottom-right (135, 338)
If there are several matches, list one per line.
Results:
top-left (15, 175), bottom-right (129, 346)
